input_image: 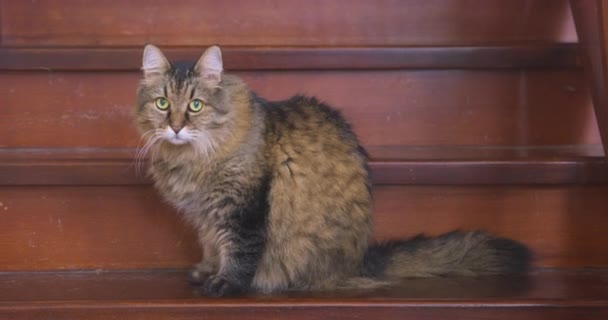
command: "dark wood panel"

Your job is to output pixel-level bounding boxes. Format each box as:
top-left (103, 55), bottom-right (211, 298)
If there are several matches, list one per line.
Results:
top-left (1, 146), bottom-right (607, 186)
top-left (0, 70), bottom-right (599, 148)
top-left (571, 0), bottom-right (608, 159)
top-left (373, 185), bottom-right (608, 268)
top-left (371, 159), bottom-right (608, 185)
top-left (0, 186), bottom-right (200, 271)
top-left (0, 185), bottom-right (607, 271)
top-left (2, 269), bottom-right (607, 301)
top-left (0, 45), bottom-right (581, 71)
top-left (2, 304), bottom-right (606, 320)
top-left (1, 270), bottom-right (607, 319)
top-left (0, 0), bottom-right (577, 47)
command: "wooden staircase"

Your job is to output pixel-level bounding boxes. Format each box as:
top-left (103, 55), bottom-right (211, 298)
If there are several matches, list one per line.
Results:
top-left (2, 0), bottom-right (608, 318)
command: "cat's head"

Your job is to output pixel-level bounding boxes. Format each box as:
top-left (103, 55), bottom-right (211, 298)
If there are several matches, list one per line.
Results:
top-left (135, 45), bottom-right (248, 158)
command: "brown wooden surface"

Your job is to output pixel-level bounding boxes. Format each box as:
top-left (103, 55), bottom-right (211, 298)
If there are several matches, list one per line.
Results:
top-left (1, 146), bottom-right (607, 186)
top-left (571, 0), bottom-right (608, 157)
top-left (0, 269), bottom-right (607, 319)
top-left (2, 305), bottom-right (605, 320)
top-left (0, 0), bottom-right (576, 47)
top-left (1, 2), bottom-right (604, 318)
top-left (0, 45), bottom-right (581, 71)
top-left (0, 186), bottom-right (199, 271)
top-left (0, 185), bottom-right (607, 271)
top-left (1, 269), bottom-right (604, 301)
top-left (371, 158), bottom-right (608, 185)
top-left (0, 70), bottom-right (599, 148)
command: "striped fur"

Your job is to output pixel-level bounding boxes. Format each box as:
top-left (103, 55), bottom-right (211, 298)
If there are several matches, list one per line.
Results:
top-left (134, 45), bottom-right (531, 296)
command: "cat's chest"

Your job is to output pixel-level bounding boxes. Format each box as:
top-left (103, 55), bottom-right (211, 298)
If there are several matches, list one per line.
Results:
top-left (150, 160), bottom-right (212, 211)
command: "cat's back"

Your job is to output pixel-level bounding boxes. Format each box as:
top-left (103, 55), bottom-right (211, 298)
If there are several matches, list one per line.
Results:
top-left (263, 95), bottom-right (362, 157)
top-left (262, 95), bottom-right (370, 193)
top-left (252, 95), bottom-right (373, 291)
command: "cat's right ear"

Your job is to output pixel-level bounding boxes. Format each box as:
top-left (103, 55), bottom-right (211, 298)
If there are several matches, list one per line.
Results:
top-left (142, 44), bottom-right (170, 78)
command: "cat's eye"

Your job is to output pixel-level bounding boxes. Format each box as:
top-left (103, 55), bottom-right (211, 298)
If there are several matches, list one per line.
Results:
top-left (188, 99), bottom-right (204, 112)
top-left (155, 97), bottom-right (170, 110)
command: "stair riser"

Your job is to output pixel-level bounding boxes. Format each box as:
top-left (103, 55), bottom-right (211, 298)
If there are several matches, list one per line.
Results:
top-left (1, 185), bottom-right (606, 271)
top-left (2, 0), bottom-right (575, 47)
top-left (1, 70), bottom-right (599, 148)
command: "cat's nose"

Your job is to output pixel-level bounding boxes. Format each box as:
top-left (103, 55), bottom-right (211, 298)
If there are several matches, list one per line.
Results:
top-left (170, 125), bottom-right (183, 134)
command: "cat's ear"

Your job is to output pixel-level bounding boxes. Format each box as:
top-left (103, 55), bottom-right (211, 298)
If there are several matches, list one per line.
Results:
top-left (195, 46), bottom-right (223, 86)
top-left (142, 44), bottom-right (170, 77)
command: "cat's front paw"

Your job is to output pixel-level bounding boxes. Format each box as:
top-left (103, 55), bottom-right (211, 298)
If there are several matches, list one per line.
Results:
top-left (188, 260), bottom-right (217, 285)
top-left (188, 268), bottom-right (213, 285)
top-left (201, 275), bottom-right (244, 297)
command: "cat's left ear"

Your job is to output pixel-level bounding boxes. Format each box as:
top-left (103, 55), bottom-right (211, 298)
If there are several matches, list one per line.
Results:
top-left (195, 46), bottom-right (223, 86)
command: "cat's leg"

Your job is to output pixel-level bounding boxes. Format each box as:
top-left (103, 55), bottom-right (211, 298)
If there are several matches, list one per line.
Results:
top-left (201, 230), bottom-right (265, 296)
top-left (188, 240), bottom-right (219, 285)
top-left (200, 211), bottom-right (267, 296)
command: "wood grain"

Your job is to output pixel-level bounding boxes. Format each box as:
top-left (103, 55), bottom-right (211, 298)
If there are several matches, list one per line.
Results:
top-left (0, 186), bottom-right (199, 271)
top-left (0, 0), bottom-right (577, 47)
top-left (0, 269), bottom-right (604, 301)
top-left (2, 303), bottom-right (606, 320)
top-left (571, 0), bottom-right (608, 158)
top-left (0, 185), bottom-right (607, 271)
top-left (0, 45), bottom-right (581, 71)
top-left (1, 146), bottom-right (606, 186)
top-left (0, 269), bottom-right (607, 319)
top-left (0, 1), bottom-right (604, 317)
top-left (0, 70), bottom-right (599, 148)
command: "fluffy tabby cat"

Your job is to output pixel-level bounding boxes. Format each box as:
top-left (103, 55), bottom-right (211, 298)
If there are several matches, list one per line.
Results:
top-left (135, 45), bottom-right (530, 297)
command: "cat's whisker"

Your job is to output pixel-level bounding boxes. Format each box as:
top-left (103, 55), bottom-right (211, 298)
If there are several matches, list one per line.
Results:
top-left (131, 130), bottom-right (155, 167)
top-left (132, 129), bottom-right (164, 173)
top-left (135, 139), bottom-right (152, 177)
top-left (142, 135), bottom-right (163, 158)
top-left (190, 131), bottom-right (216, 159)
top-left (190, 137), bottom-right (205, 159)
top-left (191, 137), bottom-right (203, 158)
top-left (150, 139), bottom-right (163, 164)
top-left (139, 136), bottom-right (162, 176)
top-left (207, 137), bottom-right (217, 155)
top-left (135, 133), bottom-right (164, 177)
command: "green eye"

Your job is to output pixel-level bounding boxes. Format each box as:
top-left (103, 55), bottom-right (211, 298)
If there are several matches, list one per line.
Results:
top-left (188, 99), bottom-right (204, 112)
top-left (155, 97), bottom-right (170, 110)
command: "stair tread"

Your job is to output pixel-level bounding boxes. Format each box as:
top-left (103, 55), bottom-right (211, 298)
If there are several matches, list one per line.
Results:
top-left (2, 269), bottom-right (607, 303)
top-left (1, 145), bottom-right (606, 185)
top-left (1, 269), bottom-right (607, 319)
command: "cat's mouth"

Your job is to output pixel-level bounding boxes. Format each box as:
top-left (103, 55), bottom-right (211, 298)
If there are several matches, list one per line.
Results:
top-left (166, 136), bottom-right (189, 145)
top-left (163, 127), bottom-right (191, 145)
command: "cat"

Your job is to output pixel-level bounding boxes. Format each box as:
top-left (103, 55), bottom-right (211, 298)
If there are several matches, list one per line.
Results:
top-left (134, 45), bottom-right (530, 297)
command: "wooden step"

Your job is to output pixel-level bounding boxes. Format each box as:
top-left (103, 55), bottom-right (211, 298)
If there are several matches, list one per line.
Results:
top-left (1, 184), bottom-right (607, 271)
top-left (2, 1), bottom-right (603, 319)
top-left (2, 69), bottom-right (599, 149)
top-left (1, 269), bottom-right (606, 319)
top-left (2, 146), bottom-right (606, 186)
top-left (0, 0), bottom-right (576, 47)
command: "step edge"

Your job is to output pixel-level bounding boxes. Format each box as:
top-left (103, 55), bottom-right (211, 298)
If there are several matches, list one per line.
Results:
top-left (2, 299), bottom-right (607, 309)
top-left (1, 145), bottom-right (606, 185)
top-left (0, 44), bottom-right (581, 71)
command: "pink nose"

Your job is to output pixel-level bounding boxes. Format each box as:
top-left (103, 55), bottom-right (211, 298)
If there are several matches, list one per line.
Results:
top-left (170, 125), bottom-right (183, 134)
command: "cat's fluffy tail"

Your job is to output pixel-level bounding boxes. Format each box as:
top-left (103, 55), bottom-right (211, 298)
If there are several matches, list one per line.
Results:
top-left (360, 231), bottom-right (531, 281)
